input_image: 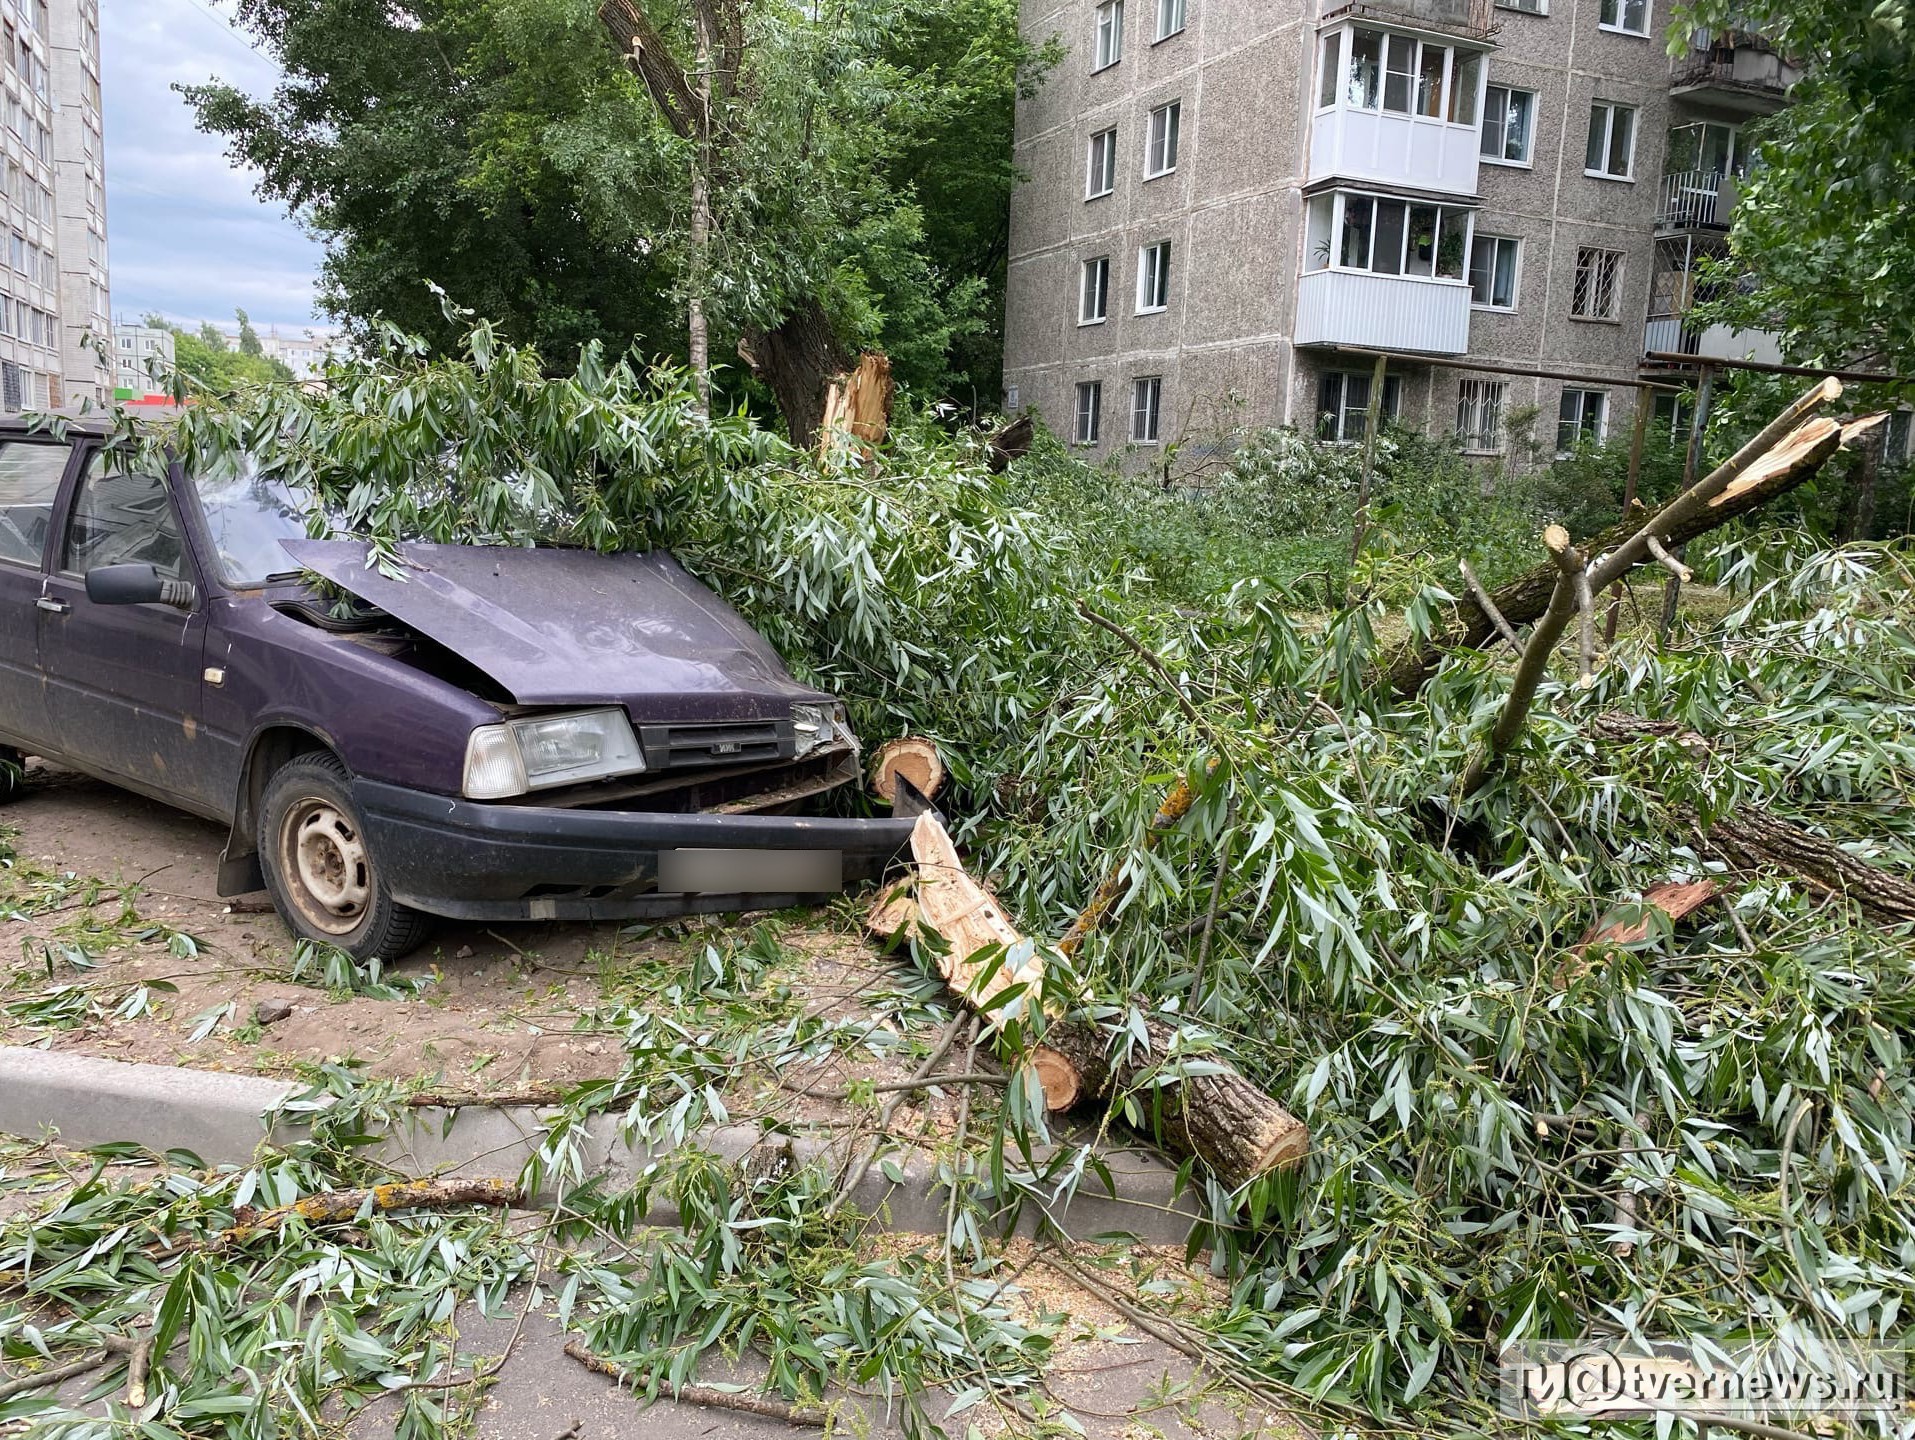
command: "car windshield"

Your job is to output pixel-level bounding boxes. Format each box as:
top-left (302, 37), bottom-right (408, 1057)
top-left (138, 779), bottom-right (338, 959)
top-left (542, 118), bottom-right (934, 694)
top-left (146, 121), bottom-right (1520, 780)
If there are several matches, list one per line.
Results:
top-left (189, 458), bottom-right (325, 588)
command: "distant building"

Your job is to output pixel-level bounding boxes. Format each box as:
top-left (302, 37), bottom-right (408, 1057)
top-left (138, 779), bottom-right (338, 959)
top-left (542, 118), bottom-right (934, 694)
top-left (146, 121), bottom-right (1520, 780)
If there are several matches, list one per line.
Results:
top-left (1002, 0), bottom-right (1795, 459)
top-left (0, 0), bottom-right (109, 410)
top-left (111, 319), bottom-right (172, 400)
top-left (214, 323), bottom-right (344, 382)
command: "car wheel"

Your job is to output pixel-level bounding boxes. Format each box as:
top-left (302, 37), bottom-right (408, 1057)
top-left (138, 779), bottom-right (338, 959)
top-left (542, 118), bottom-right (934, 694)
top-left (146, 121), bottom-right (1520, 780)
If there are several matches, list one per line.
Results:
top-left (0, 747), bottom-right (23, 805)
top-left (258, 752), bottom-right (432, 962)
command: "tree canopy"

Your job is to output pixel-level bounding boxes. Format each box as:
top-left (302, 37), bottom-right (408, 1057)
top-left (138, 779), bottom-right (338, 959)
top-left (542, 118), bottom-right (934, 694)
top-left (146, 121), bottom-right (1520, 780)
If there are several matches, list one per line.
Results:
top-left (182, 0), bottom-right (1047, 433)
top-left (1675, 0), bottom-right (1915, 370)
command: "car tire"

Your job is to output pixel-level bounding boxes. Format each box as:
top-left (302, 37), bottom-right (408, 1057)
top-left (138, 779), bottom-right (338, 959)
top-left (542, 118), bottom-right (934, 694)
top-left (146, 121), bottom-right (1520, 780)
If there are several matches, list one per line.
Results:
top-left (258, 752), bottom-right (432, 962)
top-left (0, 747), bottom-right (23, 805)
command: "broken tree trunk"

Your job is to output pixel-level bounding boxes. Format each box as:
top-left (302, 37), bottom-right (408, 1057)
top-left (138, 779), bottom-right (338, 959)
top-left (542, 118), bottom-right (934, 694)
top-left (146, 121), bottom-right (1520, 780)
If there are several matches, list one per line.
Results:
top-left (817, 352), bottom-right (895, 460)
top-left (986, 415), bottom-right (1035, 473)
top-left (739, 298), bottom-right (852, 452)
top-left (868, 811), bottom-right (1307, 1188)
top-left (1385, 380), bottom-right (1869, 697)
top-left (1591, 713), bottom-right (1915, 928)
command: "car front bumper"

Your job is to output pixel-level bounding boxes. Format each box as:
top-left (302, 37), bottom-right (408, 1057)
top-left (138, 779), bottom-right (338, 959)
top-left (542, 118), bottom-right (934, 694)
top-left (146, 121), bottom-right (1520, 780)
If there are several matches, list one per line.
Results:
top-left (353, 777), bottom-right (927, 923)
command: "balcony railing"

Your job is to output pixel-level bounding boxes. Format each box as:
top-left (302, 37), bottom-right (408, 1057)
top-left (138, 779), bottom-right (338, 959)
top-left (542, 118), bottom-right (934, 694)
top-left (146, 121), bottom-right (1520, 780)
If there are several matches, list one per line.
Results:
top-left (1670, 34), bottom-right (1798, 103)
top-left (1295, 270), bottom-right (1472, 354)
top-left (1656, 169), bottom-right (1734, 230)
top-left (1643, 315), bottom-right (1782, 365)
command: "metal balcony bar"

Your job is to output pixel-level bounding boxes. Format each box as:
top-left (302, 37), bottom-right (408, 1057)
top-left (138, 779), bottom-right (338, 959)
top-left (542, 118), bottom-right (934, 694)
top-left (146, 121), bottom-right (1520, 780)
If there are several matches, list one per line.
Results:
top-left (1656, 169), bottom-right (1723, 228)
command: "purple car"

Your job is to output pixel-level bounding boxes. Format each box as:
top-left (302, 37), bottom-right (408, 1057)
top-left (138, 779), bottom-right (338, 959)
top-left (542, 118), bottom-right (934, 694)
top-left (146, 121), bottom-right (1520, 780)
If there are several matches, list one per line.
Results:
top-left (0, 417), bottom-right (925, 959)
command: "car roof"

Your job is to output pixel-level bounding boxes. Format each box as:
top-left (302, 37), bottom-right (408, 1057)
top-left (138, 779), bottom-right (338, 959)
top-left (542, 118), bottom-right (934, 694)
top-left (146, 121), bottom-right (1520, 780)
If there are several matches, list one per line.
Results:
top-left (0, 410), bottom-right (166, 438)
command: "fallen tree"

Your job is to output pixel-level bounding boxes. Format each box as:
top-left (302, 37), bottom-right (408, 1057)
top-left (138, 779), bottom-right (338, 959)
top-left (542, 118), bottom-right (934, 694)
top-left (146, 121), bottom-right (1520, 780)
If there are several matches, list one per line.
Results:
top-left (1387, 380), bottom-right (1871, 697)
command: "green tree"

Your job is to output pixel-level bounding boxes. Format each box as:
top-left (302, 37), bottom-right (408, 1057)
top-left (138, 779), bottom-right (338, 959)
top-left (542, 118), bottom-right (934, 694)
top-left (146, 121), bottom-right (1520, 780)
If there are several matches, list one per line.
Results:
top-left (160, 319), bottom-right (296, 394)
top-left (182, 0), bottom-right (1048, 440)
top-left (235, 308), bottom-right (264, 357)
top-left (1675, 0), bottom-right (1915, 370)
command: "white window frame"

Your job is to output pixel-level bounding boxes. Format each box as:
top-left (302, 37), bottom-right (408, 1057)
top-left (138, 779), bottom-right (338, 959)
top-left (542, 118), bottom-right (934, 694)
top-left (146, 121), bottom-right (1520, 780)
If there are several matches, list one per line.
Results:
top-left (1468, 234), bottom-right (1520, 310)
top-left (1585, 101), bottom-right (1637, 180)
top-left (1074, 381), bottom-right (1103, 444)
top-left (1144, 101), bottom-right (1181, 179)
top-left (1079, 255), bottom-right (1110, 325)
top-left (1318, 24), bottom-right (1479, 127)
top-left (1317, 370), bottom-right (1402, 443)
top-left (1311, 190), bottom-right (1475, 285)
top-left (1093, 0), bottom-right (1124, 71)
top-left (1495, 0), bottom-right (1547, 14)
top-left (1154, 0), bottom-right (1185, 41)
top-left (1456, 378), bottom-right (1506, 453)
top-left (1557, 389), bottom-right (1608, 453)
top-left (1135, 240), bottom-right (1171, 313)
top-left (1598, 0), bottom-right (1649, 36)
top-left (1479, 84), bottom-right (1536, 166)
top-left (1131, 377), bottom-right (1163, 444)
top-left (1085, 128), bottom-right (1117, 199)
top-left (1571, 245), bottom-right (1624, 320)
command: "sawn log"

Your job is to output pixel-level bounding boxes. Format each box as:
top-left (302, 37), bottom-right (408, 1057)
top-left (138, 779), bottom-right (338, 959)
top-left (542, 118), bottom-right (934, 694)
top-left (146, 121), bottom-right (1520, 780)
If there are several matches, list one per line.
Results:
top-left (870, 812), bottom-right (1307, 1188)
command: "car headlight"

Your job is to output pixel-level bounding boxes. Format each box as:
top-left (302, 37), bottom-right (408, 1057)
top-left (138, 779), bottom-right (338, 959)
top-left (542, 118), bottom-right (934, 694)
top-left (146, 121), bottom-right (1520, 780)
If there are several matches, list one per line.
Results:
top-left (792, 701), bottom-right (853, 759)
top-left (463, 708), bottom-right (647, 799)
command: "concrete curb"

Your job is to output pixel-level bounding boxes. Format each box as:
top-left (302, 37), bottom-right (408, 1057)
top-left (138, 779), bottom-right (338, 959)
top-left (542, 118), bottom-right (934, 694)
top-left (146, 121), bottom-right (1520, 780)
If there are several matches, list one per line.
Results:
top-left (0, 1047), bottom-right (1202, 1245)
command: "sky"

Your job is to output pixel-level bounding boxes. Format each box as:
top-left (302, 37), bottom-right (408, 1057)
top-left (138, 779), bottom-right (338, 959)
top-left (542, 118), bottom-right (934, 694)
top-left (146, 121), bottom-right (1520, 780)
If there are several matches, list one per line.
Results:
top-left (101, 0), bottom-right (328, 334)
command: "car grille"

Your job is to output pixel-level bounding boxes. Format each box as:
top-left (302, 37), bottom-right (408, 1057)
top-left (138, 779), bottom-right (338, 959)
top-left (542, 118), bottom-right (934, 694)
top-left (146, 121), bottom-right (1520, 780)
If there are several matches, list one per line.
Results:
top-left (637, 720), bottom-right (791, 770)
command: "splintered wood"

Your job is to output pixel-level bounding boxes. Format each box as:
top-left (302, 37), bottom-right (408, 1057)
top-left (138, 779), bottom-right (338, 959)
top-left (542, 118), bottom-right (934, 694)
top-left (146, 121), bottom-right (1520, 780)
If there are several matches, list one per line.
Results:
top-left (869, 809), bottom-right (1308, 1188)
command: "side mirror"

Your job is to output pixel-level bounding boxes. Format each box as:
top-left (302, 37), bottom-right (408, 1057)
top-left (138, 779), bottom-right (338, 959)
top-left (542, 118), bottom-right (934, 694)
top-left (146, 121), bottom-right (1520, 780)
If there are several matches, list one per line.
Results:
top-left (85, 563), bottom-right (197, 610)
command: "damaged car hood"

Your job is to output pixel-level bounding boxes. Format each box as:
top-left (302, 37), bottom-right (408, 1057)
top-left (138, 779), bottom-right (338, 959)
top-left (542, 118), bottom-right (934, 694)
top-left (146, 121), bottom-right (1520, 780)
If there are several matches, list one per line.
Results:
top-left (281, 541), bottom-right (823, 715)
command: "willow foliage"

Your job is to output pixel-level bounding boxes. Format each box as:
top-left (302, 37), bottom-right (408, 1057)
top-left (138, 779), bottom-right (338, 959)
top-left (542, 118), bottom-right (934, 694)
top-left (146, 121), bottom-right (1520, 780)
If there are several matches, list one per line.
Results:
top-left (42, 320), bottom-right (1915, 1437)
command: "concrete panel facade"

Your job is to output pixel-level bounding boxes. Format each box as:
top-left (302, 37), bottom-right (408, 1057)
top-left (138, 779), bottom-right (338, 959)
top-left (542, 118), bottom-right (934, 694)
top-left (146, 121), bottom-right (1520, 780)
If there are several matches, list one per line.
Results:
top-left (1007, 0), bottom-right (1785, 463)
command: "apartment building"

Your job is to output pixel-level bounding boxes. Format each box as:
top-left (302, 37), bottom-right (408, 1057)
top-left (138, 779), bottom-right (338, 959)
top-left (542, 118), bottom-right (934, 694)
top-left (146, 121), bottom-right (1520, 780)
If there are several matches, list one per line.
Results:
top-left (1003, 0), bottom-right (1794, 460)
top-left (0, 0), bottom-right (107, 410)
top-left (111, 319), bottom-right (172, 399)
top-left (213, 324), bottom-right (344, 383)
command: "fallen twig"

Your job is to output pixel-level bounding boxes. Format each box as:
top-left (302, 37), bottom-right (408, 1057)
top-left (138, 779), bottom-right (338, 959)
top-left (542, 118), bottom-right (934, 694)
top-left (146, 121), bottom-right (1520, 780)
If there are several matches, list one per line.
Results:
top-left (785, 1071), bottom-right (1009, 1102)
top-left (563, 1339), bottom-right (830, 1426)
top-left (213, 1177), bottom-right (520, 1248)
top-left (0, 1334), bottom-right (140, 1404)
top-left (1075, 600), bottom-right (1226, 754)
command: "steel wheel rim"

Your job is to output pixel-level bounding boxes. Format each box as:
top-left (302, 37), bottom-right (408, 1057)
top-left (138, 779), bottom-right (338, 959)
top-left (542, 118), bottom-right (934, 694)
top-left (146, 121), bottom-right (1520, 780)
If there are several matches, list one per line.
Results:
top-left (279, 797), bottom-right (371, 936)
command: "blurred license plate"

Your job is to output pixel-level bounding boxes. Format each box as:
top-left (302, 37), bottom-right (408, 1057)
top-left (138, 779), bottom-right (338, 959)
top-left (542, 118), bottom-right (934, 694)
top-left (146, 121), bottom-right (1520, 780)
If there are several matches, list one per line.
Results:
top-left (658, 848), bottom-right (843, 895)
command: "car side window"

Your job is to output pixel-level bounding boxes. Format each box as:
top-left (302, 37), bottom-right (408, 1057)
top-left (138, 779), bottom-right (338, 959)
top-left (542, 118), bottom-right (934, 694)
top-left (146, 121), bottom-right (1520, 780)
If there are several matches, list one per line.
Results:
top-left (61, 457), bottom-right (186, 582)
top-left (0, 439), bottom-right (70, 569)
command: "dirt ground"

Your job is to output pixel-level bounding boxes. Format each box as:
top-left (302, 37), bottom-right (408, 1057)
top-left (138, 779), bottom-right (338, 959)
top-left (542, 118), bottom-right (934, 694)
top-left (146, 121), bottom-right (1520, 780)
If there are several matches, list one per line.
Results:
top-left (0, 762), bottom-right (939, 1107)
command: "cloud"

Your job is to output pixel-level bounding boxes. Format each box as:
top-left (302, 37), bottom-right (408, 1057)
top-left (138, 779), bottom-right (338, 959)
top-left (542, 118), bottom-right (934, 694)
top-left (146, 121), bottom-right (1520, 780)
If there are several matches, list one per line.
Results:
top-left (102, 0), bottom-right (327, 332)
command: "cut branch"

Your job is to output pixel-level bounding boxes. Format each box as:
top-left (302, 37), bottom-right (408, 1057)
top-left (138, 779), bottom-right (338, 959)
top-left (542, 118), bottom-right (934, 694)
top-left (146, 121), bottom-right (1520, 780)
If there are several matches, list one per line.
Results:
top-left (213, 1178), bottom-right (519, 1248)
top-left (565, 1340), bottom-right (830, 1426)
top-left (1459, 558), bottom-right (1519, 648)
top-left (1386, 381), bottom-right (1868, 697)
top-left (1645, 533), bottom-right (1691, 582)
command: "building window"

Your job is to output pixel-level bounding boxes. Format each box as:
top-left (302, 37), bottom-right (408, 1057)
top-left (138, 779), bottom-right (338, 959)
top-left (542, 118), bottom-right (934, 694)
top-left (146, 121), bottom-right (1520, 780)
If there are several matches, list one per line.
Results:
top-left (1079, 256), bottom-right (1110, 324)
top-left (1145, 101), bottom-right (1181, 178)
top-left (1136, 240), bottom-right (1171, 312)
top-left (1456, 379), bottom-right (1505, 452)
top-left (1075, 381), bottom-right (1103, 444)
top-left (1328, 28), bottom-right (1474, 120)
top-left (1317, 193), bottom-right (1472, 281)
top-left (1094, 0), bottom-right (1124, 70)
top-left (1131, 377), bottom-right (1163, 443)
top-left (1585, 101), bottom-right (1636, 179)
top-left (1155, 0), bottom-right (1185, 40)
top-left (1572, 246), bottom-right (1624, 319)
top-left (1496, 0), bottom-right (1547, 13)
top-left (1480, 85), bottom-right (1535, 164)
top-left (1598, 0), bottom-right (1648, 34)
top-left (1086, 128), bottom-right (1117, 199)
top-left (1468, 234), bottom-right (1520, 308)
top-left (1558, 389), bottom-right (1608, 452)
top-left (1317, 370), bottom-right (1402, 443)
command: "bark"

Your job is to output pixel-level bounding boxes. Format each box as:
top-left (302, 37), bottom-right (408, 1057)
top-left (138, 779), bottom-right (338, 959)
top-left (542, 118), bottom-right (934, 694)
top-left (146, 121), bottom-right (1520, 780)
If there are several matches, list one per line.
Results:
top-left (687, 2), bottom-right (714, 416)
top-left (866, 812), bottom-right (1308, 1187)
top-left (739, 297), bottom-right (851, 451)
top-left (1059, 772), bottom-right (1203, 958)
top-left (1841, 418), bottom-right (1884, 542)
top-left (986, 415), bottom-right (1035, 473)
top-left (1704, 811), bottom-right (1915, 928)
top-left (213, 1178), bottom-right (519, 1248)
top-left (1383, 386), bottom-right (1866, 698)
top-left (1591, 713), bottom-right (1915, 929)
top-left (565, 1340), bottom-right (830, 1426)
top-left (1036, 1012), bottom-right (1309, 1186)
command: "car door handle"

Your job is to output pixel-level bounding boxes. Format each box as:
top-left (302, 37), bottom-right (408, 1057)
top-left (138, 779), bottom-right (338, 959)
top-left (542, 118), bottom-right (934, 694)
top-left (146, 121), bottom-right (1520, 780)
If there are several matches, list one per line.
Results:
top-left (35, 596), bottom-right (69, 615)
